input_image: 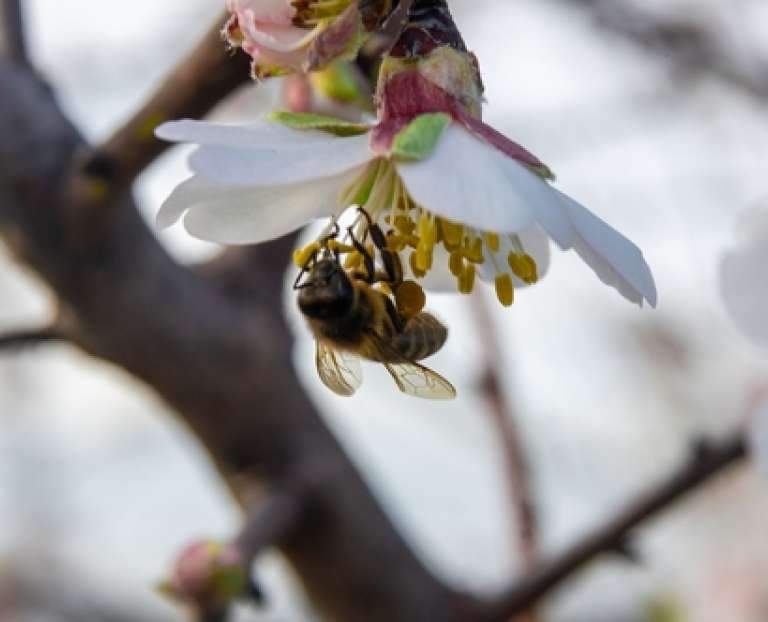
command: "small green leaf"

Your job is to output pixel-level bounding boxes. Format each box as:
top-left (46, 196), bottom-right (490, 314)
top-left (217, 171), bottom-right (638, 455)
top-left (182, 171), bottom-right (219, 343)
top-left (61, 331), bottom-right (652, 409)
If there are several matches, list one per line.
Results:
top-left (392, 113), bottom-right (451, 161)
top-left (267, 111), bottom-right (370, 137)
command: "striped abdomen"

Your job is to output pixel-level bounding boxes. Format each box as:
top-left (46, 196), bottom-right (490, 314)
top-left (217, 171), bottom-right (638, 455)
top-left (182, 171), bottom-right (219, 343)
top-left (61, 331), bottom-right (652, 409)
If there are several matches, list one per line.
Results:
top-left (386, 312), bottom-right (447, 362)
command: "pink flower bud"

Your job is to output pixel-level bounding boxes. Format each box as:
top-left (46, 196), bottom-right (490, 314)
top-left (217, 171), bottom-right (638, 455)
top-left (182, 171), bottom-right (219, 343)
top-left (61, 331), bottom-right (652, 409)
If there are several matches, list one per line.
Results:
top-left (161, 540), bottom-right (247, 611)
top-left (224, 0), bottom-right (368, 79)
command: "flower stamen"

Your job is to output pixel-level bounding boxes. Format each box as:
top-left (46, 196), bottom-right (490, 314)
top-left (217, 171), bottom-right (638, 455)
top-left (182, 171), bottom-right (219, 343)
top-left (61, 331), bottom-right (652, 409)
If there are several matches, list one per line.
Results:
top-left (291, 0), bottom-right (354, 28)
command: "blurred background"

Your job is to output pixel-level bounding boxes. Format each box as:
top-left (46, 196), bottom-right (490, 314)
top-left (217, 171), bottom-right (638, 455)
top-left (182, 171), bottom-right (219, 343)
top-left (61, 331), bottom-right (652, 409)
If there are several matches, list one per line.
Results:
top-left (2, 1), bottom-right (768, 620)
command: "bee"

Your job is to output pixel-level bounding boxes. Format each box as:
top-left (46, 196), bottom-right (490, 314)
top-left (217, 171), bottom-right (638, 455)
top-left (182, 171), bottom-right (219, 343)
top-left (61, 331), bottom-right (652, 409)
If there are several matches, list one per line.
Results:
top-left (294, 211), bottom-right (456, 400)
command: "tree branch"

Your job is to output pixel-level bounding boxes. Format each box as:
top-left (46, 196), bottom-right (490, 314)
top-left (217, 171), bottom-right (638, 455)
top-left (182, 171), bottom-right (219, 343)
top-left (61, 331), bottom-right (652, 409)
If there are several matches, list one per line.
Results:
top-left (0, 6), bottom-right (756, 621)
top-left (1, 0), bottom-right (27, 64)
top-left (83, 14), bottom-right (251, 195)
top-left (482, 432), bottom-right (747, 619)
top-left (0, 19), bottom-right (481, 622)
top-left (470, 294), bottom-right (539, 622)
top-left (563, 0), bottom-right (768, 100)
top-left (0, 327), bottom-right (67, 352)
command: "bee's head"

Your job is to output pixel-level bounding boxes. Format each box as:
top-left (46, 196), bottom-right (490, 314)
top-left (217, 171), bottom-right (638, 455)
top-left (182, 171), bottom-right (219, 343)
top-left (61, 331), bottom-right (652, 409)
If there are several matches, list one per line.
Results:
top-left (297, 257), bottom-right (355, 319)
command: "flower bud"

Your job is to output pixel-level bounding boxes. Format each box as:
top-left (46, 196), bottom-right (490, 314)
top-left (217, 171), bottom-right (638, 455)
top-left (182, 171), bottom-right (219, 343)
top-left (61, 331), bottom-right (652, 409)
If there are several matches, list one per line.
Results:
top-left (159, 540), bottom-right (247, 612)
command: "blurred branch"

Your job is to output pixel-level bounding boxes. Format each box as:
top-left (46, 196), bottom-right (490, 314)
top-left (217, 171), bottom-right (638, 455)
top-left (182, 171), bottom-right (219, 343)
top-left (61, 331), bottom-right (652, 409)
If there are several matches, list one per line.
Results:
top-left (0, 5), bottom-right (755, 622)
top-left (0, 327), bottom-right (67, 351)
top-left (471, 293), bottom-right (539, 622)
top-left (563, 0), bottom-right (768, 100)
top-left (84, 14), bottom-right (250, 196)
top-left (0, 0), bottom-right (27, 64)
top-left (483, 432), bottom-right (747, 619)
top-left (0, 13), bottom-right (481, 622)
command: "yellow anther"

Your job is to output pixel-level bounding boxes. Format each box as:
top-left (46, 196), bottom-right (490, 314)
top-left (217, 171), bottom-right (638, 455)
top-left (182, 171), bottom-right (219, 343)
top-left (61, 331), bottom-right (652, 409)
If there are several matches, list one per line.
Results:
top-left (464, 238), bottom-right (484, 264)
top-left (417, 213), bottom-right (437, 247)
top-left (395, 280), bottom-right (426, 318)
top-left (386, 233), bottom-right (407, 252)
top-left (440, 219), bottom-right (464, 250)
top-left (327, 240), bottom-right (357, 255)
top-left (344, 251), bottom-right (363, 270)
top-left (495, 274), bottom-right (515, 307)
top-left (484, 232), bottom-right (500, 252)
top-left (449, 251), bottom-right (464, 277)
top-left (414, 246), bottom-right (432, 272)
top-left (508, 252), bottom-right (539, 284)
top-left (458, 264), bottom-right (476, 294)
top-left (394, 215), bottom-right (415, 235)
top-left (293, 241), bottom-right (321, 268)
top-left (409, 251), bottom-right (427, 278)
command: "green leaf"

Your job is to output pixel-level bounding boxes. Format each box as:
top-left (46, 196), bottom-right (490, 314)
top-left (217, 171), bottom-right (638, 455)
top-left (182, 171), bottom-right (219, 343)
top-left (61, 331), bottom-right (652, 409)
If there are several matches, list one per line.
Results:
top-left (267, 111), bottom-right (370, 137)
top-left (392, 113), bottom-right (451, 161)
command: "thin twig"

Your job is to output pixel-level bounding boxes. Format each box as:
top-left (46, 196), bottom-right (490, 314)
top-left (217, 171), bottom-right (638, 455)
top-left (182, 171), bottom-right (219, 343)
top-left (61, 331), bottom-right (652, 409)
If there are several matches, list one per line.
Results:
top-left (483, 432), bottom-right (747, 619)
top-left (0, 328), bottom-right (66, 352)
top-left (562, 0), bottom-right (768, 100)
top-left (83, 14), bottom-right (250, 194)
top-left (1, 0), bottom-right (27, 63)
top-left (471, 293), bottom-right (538, 622)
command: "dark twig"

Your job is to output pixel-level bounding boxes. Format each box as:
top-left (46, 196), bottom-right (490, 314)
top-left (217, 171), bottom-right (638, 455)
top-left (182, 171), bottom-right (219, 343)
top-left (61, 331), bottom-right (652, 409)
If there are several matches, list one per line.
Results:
top-left (0, 328), bottom-right (66, 352)
top-left (84, 14), bottom-right (251, 194)
top-left (1, 0), bottom-right (27, 63)
top-left (482, 432), bottom-right (747, 619)
top-left (235, 486), bottom-right (305, 563)
top-left (562, 0), bottom-right (768, 100)
top-left (0, 12), bottom-right (480, 620)
top-left (470, 293), bottom-right (538, 622)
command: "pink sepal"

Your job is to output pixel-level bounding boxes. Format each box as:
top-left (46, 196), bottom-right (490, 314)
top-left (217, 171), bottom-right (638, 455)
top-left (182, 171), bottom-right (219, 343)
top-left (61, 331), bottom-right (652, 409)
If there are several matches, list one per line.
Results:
top-left (372, 71), bottom-right (553, 178)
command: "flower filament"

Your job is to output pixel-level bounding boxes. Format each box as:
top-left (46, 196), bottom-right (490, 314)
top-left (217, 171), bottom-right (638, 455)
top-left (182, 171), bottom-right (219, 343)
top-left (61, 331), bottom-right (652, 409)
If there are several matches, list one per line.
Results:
top-left (295, 159), bottom-right (540, 307)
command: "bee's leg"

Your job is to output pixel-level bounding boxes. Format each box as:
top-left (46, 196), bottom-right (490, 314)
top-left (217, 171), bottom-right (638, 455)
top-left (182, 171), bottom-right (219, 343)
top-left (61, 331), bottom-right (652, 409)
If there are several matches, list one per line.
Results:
top-left (293, 249), bottom-right (318, 290)
top-left (356, 208), bottom-right (403, 285)
top-left (347, 225), bottom-right (376, 283)
top-left (383, 294), bottom-right (406, 333)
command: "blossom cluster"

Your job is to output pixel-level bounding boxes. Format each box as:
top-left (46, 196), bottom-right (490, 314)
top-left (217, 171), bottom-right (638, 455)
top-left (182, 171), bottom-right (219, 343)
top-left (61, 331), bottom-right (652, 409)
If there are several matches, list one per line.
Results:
top-left (157, 0), bottom-right (656, 309)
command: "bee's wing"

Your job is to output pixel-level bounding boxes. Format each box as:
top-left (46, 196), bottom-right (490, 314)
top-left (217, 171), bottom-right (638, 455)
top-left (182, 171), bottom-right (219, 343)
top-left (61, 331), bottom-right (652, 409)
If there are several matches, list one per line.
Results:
top-left (383, 361), bottom-right (456, 400)
top-left (315, 340), bottom-right (363, 397)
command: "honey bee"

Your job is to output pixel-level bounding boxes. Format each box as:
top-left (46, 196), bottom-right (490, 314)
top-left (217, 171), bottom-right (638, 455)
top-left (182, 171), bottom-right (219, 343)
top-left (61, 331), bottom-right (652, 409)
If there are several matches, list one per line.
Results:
top-left (294, 211), bottom-right (456, 400)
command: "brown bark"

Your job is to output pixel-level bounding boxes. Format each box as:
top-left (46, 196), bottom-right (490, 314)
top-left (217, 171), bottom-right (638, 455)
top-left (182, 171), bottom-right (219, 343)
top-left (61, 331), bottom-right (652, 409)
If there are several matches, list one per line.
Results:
top-left (0, 32), bottom-right (479, 622)
top-left (0, 4), bottom-right (752, 621)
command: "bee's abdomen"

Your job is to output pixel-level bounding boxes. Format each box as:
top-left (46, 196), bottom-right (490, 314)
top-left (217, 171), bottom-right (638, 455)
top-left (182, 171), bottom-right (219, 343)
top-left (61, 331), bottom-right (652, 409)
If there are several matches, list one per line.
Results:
top-left (392, 313), bottom-right (448, 362)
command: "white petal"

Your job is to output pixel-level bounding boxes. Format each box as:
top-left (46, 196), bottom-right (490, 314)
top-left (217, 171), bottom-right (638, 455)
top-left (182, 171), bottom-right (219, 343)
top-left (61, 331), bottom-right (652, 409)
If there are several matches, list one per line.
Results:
top-left (156, 119), bottom-right (345, 148)
top-left (188, 134), bottom-right (371, 186)
top-left (157, 120), bottom-right (372, 186)
top-left (163, 167), bottom-right (361, 245)
top-left (397, 124), bottom-right (556, 234)
top-left (720, 244), bottom-right (768, 349)
top-left (156, 175), bottom-right (263, 230)
top-left (519, 225), bottom-right (551, 283)
top-left (557, 190), bottom-right (657, 307)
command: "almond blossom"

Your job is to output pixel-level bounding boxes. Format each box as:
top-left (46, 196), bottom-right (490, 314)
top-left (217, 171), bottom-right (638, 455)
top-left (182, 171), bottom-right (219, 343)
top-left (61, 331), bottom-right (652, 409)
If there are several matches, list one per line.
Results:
top-left (224, 0), bottom-right (384, 78)
top-left (157, 43), bottom-right (655, 308)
